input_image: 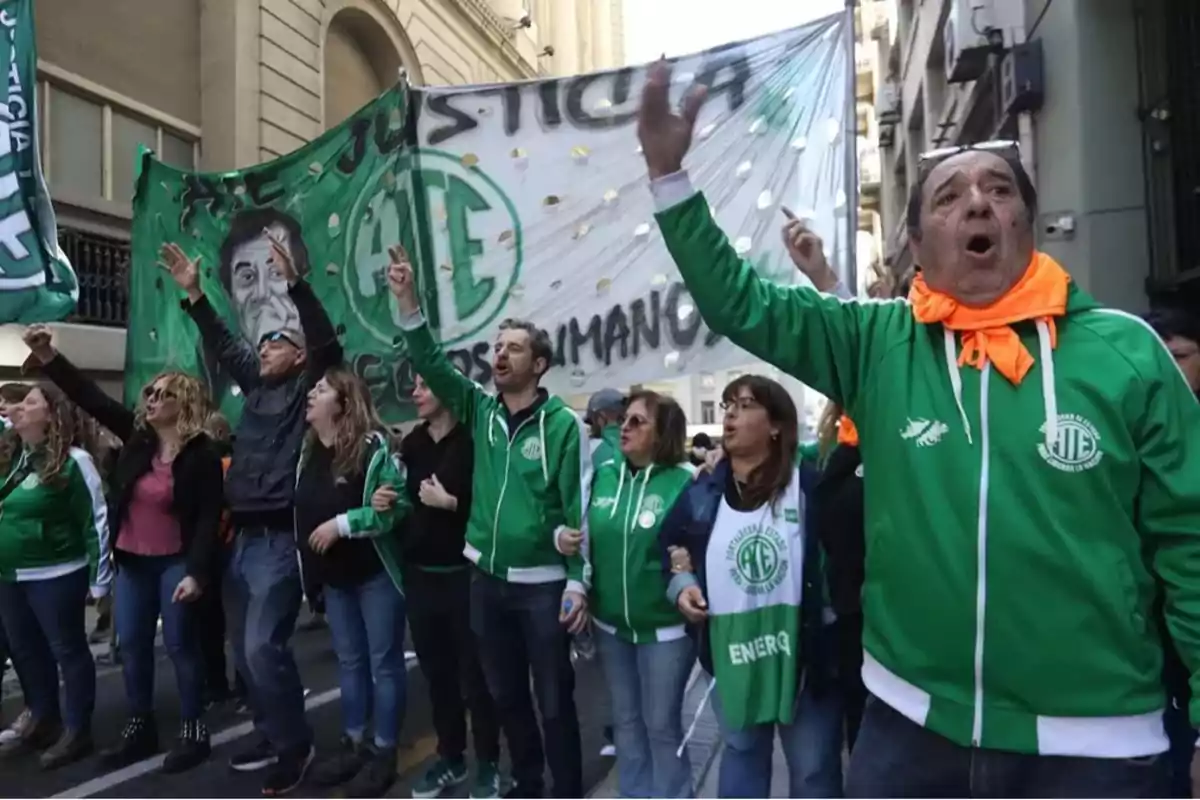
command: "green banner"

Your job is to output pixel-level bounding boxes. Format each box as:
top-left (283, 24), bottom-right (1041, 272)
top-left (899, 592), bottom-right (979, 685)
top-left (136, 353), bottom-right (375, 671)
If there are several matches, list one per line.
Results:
top-left (127, 89), bottom-right (412, 421)
top-left (0, 0), bottom-right (77, 323)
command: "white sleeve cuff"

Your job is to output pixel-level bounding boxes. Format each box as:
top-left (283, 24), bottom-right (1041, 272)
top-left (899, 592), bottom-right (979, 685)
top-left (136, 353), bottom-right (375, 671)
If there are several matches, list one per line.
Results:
top-left (336, 513), bottom-right (351, 537)
top-left (553, 524), bottom-right (570, 555)
top-left (397, 309), bottom-right (425, 332)
top-left (649, 170), bottom-right (698, 213)
top-left (564, 580), bottom-right (587, 597)
top-left (90, 584), bottom-right (109, 600)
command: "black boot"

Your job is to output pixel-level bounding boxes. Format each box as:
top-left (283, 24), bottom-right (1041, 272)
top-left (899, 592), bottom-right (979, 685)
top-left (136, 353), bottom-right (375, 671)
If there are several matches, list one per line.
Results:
top-left (98, 716), bottom-right (158, 770)
top-left (161, 720), bottom-right (211, 774)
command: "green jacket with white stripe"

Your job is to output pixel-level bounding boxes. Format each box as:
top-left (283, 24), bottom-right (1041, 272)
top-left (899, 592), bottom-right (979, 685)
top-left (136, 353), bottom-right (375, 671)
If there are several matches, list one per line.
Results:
top-left (398, 319), bottom-right (591, 594)
top-left (652, 173), bottom-right (1200, 758)
top-left (588, 453), bottom-right (693, 643)
top-left (0, 445), bottom-right (113, 596)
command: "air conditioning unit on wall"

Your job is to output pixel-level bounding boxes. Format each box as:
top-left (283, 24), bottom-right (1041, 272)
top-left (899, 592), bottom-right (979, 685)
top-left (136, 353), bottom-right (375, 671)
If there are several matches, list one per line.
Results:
top-left (944, 0), bottom-right (1024, 84)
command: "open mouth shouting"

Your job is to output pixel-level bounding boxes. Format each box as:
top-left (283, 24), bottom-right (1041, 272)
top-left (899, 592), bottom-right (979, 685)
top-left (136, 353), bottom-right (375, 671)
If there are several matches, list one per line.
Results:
top-left (965, 233), bottom-right (996, 259)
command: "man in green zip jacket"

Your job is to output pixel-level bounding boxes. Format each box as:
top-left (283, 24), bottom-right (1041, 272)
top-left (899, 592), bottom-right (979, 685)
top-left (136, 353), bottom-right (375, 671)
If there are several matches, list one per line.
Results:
top-left (386, 247), bottom-right (590, 799)
top-left (637, 62), bottom-right (1200, 796)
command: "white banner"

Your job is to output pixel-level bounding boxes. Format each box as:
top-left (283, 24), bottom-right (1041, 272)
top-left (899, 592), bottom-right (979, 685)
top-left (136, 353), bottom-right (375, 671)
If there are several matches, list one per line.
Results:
top-left (405, 12), bottom-right (853, 395)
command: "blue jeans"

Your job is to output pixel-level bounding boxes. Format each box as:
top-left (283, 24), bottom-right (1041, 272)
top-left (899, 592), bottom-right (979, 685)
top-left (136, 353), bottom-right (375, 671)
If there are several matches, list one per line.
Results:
top-left (114, 553), bottom-right (204, 721)
top-left (846, 695), bottom-right (1168, 797)
top-left (324, 570), bottom-right (408, 748)
top-left (0, 568), bottom-right (95, 731)
top-left (595, 628), bottom-right (695, 798)
top-left (228, 531), bottom-right (310, 752)
top-left (470, 571), bottom-right (582, 797)
top-left (713, 676), bottom-right (845, 798)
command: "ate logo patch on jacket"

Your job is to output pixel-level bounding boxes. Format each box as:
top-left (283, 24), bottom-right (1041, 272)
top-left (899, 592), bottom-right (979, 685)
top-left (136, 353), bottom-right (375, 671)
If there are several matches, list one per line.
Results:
top-left (1038, 413), bottom-right (1104, 473)
top-left (726, 522), bottom-right (790, 596)
top-left (637, 494), bottom-right (665, 528)
top-left (520, 437), bottom-right (542, 461)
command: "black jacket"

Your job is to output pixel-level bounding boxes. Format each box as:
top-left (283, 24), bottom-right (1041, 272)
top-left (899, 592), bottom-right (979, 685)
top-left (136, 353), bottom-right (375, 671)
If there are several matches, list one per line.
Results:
top-left (400, 421), bottom-right (474, 570)
top-left (185, 280), bottom-right (342, 517)
top-left (38, 353), bottom-right (225, 583)
top-left (657, 460), bottom-right (830, 690)
top-left (811, 444), bottom-right (864, 618)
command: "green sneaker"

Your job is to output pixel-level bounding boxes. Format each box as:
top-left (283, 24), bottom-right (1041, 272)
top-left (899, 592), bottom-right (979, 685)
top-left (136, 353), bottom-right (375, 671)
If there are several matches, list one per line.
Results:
top-left (469, 761), bottom-right (501, 799)
top-left (412, 758), bottom-right (468, 798)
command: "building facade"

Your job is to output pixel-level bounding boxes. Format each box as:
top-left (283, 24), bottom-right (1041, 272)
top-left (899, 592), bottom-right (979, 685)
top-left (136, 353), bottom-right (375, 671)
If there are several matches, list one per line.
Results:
top-left (874, 0), bottom-right (1198, 313)
top-left (5, 0), bottom-right (624, 394)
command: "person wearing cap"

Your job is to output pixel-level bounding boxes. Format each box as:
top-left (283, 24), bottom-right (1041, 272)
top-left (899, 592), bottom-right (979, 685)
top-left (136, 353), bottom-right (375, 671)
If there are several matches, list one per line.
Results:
top-left (639, 60), bottom-right (1200, 796)
top-left (586, 388), bottom-right (626, 470)
top-left (159, 232), bottom-right (343, 796)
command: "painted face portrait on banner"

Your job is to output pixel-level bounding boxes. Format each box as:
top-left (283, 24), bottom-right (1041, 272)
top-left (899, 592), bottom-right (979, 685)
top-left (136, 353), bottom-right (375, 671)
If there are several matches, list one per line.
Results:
top-left (218, 209), bottom-right (308, 347)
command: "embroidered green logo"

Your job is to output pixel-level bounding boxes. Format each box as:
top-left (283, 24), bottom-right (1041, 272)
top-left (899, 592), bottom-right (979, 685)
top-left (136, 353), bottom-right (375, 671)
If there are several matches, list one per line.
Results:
top-left (726, 523), bottom-right (788, 595)
top-left (784, 508), bottom-right (798, 523)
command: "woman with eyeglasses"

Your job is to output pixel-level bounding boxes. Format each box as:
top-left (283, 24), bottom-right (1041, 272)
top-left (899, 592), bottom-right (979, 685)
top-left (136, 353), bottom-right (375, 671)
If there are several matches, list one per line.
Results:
top-left (558, 390), bottom-right (697, 798)
top-left (0, 382), bottom-right (112, 769)
top-left (658, 375), bottom-right (831, 798)
top-left (23, 325), bottom-right (224, 773)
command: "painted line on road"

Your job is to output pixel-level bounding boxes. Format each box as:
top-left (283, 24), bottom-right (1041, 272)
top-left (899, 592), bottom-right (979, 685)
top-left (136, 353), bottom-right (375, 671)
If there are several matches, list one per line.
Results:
top-left (54, 657), bottom-right (421, 799)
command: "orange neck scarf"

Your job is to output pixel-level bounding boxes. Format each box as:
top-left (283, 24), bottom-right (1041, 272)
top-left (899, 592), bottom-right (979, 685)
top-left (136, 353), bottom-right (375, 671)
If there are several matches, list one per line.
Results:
top-left (908, 252), bottom-right (1071, 384)
top-left (837, 415), bottom-right (859, 447)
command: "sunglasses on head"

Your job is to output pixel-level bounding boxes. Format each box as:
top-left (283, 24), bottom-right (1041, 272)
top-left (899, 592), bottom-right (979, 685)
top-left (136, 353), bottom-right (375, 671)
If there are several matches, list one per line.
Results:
top-left (916, 139), bottom-right (1020, 179)
top-left (258, 331), bottom-right (299, 348)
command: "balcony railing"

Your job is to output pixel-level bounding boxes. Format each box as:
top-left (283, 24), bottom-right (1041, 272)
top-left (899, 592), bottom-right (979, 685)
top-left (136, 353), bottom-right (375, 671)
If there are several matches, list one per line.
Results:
top-left (59, 227), bottom-right (130, 327)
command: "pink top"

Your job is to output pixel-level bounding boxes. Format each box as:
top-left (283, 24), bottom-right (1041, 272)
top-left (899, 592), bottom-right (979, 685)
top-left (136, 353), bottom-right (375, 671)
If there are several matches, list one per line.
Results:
top-left (116, 456), bottom-right (182, 556)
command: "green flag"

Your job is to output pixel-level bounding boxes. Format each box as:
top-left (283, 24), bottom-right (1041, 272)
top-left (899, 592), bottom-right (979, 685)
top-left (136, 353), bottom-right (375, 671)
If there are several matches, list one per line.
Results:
top-left (0, 0), bottom-right (77, 323)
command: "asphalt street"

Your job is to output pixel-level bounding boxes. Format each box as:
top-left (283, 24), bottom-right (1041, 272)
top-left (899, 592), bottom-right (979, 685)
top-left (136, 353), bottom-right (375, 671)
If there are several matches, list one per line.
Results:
top-left (0, 614), bottom-right (615, 798)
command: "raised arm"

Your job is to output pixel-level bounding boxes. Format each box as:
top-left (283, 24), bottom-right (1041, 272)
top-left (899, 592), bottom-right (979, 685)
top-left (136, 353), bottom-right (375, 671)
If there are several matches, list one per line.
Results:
top-left (638, 61), bottom-right (879, 409)
top-left (23, 325), bottom-right (135, 441)
top-left (263, 231), bottom-right (343, 384)
top-left (158, 243), bottom-right (262, 392)
top-left (386, 245), bottom-right (485, 426)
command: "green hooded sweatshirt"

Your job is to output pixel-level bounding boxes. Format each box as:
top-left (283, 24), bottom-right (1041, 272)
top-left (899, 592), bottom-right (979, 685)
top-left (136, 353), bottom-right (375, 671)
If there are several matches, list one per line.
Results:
top-left (399, 317), bottom-right (591, 594)
top-left (588, 453), bottom-right (693, 643)
top-left (653, 179), bottom-right (1200, 758)
top-left (591, 423), bottom-right (622, 471)
top-left (297, 431), bottom-right (410, 593)
top-left (0, 446), bottom-right (112, 595)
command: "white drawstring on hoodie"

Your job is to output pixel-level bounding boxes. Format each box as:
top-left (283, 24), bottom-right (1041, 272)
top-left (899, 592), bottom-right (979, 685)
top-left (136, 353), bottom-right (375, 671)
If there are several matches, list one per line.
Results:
top-left (942, 323), bottom-right (1059, 449)
top-left (487, 406), bottom-right (551, 483)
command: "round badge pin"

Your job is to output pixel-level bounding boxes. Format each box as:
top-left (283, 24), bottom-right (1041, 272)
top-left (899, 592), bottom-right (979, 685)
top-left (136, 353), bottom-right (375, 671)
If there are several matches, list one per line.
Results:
top-left (638, 510), bottom-right (656, 528)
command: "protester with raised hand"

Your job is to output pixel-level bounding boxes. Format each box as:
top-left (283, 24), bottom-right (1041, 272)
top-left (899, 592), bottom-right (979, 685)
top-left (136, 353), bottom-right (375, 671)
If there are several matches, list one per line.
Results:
top-left (658, 375), bottom-right (829, 798)
top-left (640, 59), bottom-right (1200, 795)
top-left (387, 245), bottom-right (590, 799)
top-left (299, 367), bottom-right (408, 798)
top-left (560, 390), bottom-right (696, 798)
top-left (0, 384), bottom-right (110, 769)
top-left (23, 325), bottom-right (223, 773)
top-left (159, 231), bottom-right (342, 796)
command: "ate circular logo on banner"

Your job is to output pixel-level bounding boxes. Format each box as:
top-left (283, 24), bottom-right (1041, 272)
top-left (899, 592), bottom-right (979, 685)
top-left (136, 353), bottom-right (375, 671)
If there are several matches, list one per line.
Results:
top-left (342, 148), bottom-right (523, 348)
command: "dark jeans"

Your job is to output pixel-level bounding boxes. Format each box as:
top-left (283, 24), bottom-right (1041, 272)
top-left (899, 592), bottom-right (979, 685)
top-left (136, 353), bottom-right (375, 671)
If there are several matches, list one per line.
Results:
top-left (324, 570), bottom-right (408, 748)
top-left (227, 530), bottom-right (310, 753)
top-left (0, 569), bottom-right (95, 731)
top-left (846, 696), bottom-right (1168, 798)
top-left (1163, 700), bottom-right (1196, 798)
top-left (114, 553), bottom-right (204, 721)
top-left (407, 566), bottom-right (500, 764)
top-left (470, 570), bottom-right (581, 797)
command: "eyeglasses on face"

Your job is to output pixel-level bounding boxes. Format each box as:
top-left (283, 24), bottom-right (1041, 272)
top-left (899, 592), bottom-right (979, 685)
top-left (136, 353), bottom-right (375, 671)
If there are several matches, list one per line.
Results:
top-left (258, 331), bottom-right (299, 348)
top-left (142, 385), bottom-right (177, 403)
top-left (620, 413), bottom-right (650, 430)
top-left (720, 396), bottom-right (761, 414)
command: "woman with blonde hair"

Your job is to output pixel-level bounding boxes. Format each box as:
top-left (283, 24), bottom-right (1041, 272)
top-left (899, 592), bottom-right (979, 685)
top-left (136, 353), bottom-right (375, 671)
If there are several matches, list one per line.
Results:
top-left (23, 325), bottom-right (224, 773)
top-left (300, 366), bottom-right (410, 798)
top-left (0, 382), bottom-right (111, 769)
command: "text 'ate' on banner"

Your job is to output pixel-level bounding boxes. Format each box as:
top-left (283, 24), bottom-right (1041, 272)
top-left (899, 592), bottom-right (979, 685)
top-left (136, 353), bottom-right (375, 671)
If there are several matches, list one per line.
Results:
top-left (0, 0), bottom-right (77, 324)
top-left (127, 12), bottom-right (852, 422)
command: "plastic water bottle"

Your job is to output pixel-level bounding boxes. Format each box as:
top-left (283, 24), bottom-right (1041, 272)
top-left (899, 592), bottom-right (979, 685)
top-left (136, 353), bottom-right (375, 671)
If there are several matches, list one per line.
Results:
top-left (563, 597), bottom-right (595, 662)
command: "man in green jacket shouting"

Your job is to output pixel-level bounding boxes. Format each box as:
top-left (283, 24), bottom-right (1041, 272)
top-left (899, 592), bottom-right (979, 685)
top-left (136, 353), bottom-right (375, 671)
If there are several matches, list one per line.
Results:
top-left (637, 61), bottom-right (1200, 796)
top-left (386, 247), bottom-right (590, 799)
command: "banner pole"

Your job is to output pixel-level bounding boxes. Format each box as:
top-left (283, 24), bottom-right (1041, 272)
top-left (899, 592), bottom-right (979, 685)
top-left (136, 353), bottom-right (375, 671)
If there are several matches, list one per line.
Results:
top-left (844, 0), bottom-right (860, 295)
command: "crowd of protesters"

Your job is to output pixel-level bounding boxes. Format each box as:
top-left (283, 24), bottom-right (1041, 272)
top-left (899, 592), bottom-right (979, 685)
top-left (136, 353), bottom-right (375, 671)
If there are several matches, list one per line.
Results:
top-left (0, 63), bottom-right (1197, 800)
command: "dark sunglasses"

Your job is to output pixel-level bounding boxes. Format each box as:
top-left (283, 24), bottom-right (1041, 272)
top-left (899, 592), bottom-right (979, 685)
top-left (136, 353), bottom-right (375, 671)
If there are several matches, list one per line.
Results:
top-left (142, 385), bottom-right (177, 403)
top-left (258, 331), bottom-right (300, 348)
top-left (916, 139), bottom-right (1020, 180)
top-left (620, 414), bottom-right (649, 430)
